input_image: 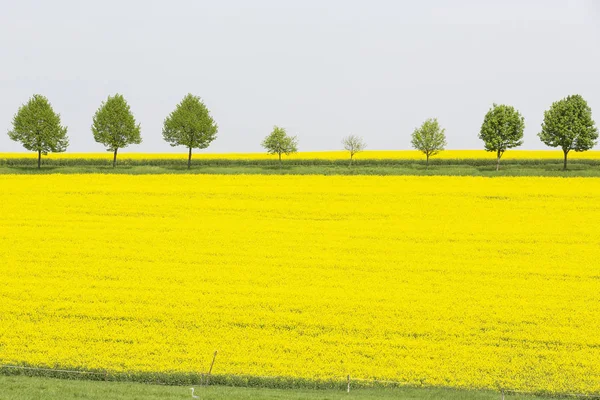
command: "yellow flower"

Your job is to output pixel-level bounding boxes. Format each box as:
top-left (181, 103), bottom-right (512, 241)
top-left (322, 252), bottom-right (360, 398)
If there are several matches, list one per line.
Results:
top-left (1, 150), bottom-right (600, 160)
top-left (0, 174), bottom-right (598, 394)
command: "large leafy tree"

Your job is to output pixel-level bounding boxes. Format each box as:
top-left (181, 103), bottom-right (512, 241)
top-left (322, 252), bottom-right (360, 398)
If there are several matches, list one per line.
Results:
top-left (539, 94), bottom-right (598, 170)
top-left (7, 94), bottom-right (69, 169)
top-left (479, 104), bottom-right (525, 171)
top-left (342, 134), bottom-right (366, 166)
top-left (411, 118), bottom-right (446, 168)
top-left (91, 94), bottom-right (142, 167)
top-left (163, 94), bottom-right (218, 169)
top-left (261, 126), bottom-right (298, 167)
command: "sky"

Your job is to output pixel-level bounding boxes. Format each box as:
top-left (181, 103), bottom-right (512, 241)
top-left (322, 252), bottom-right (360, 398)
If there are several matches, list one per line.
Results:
top-left (1, 0), bottom-right (599, 153)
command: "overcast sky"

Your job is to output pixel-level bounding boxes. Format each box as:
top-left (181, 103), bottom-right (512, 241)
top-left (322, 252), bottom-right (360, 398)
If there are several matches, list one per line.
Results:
top-left (1, 0), bottom-right (599, 153)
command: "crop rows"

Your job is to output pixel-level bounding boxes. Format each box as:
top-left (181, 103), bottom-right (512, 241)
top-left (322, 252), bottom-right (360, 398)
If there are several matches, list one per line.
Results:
top-left (0, 175), bottom-right (599, 394)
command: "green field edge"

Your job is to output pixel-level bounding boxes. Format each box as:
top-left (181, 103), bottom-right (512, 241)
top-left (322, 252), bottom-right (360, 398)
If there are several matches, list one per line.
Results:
top-left (3, 157), bottom-right (600, 167)
top-left (0, 375), bottom-right (560, 400)
top-left (1, 366), bottom-right (597, 399)
top-left (3, 159), bottom-right (600, 177)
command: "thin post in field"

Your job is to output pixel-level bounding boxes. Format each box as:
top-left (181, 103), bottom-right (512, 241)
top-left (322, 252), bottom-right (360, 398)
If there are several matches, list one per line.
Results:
top-left (205, 350), bottom-right (218, 385)
top-left (347, 374), bottom-right (350, 393)
top-left (209, 350), bottom-right (218, 375)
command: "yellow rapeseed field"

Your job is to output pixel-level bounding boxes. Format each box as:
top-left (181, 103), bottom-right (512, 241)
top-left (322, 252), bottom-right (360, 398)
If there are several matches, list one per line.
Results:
top-left (1, 150), bottom-right (600, 160)
top-left (0, 174), bottom-right (599, 394)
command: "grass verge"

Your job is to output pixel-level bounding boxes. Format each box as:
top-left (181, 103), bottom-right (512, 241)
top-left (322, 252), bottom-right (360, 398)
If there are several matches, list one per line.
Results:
top-left (0, 375), bottom-right (556, 400)
top-left (1, 161), bottom-right (600, 176)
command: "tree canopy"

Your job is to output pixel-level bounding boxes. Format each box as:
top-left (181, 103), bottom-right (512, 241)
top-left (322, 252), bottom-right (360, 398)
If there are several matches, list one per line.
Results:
top-left (411, 118), bottom-right (446, 167)
top-left (342, 135), bottom-right (366, 165)
top-left (163, 94), bottom-right (218, 168)
top-left (261, 126), bottom-right (298, 166)
top-left (91, 94), bottom-right (141, 167)
top-left (538, 94), bottom-right (598, 170)
top-left (7, 94), bottom-right (69, 168)
top-left (479, 104), bottom-right (524, 171)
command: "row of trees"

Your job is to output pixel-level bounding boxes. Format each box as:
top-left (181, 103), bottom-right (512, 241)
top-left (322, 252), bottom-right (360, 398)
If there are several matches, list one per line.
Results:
top-left (6, 93), bottom-right (598, 170)
top-left (254, 94), bottom-right (598, 171)
top-left (406, 94), bottom-right (597, 170)
top-left (8, 93), bottom-right (218, 169)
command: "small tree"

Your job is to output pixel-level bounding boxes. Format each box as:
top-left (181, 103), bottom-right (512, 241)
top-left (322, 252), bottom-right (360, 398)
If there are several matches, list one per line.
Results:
top-left (539, 94), bottom-right (598, 170)
top-left (411, 118), bottom-right (446, 168)
top-left (91, 94), bottom-right (142, 168)
top-left (7, 94), bottom-right (68, 169)
top-left (479, 104), bottom-right (525, 171)
top-left (261, 126), bottom-right (298, 167)
top-left (342, 135), bottom-right (366, 166)
top-left (163, 94), bottom-right (218, 169)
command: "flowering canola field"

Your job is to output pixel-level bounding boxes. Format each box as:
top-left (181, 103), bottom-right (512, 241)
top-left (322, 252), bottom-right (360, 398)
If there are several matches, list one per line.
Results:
top-left (1, 150), bottom-right (600, 160)
top-left (0, 175), bottom-right (599, 394)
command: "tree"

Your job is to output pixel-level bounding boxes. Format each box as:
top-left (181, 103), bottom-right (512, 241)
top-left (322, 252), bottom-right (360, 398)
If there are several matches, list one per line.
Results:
top-left (7, 94), bottom-right (68, 169)
top-left (539, 94), bottom-right (598, 170)
top-left (342, 135), bottom-right (366, 166)
top-left (410, 118), bottom-right (446, 168)
top-left (91, 94), bottom-right (142, 168)
top-left (479, 104), bottom-right (525, 171)
top-left (261, 126), bottom-right (298, 167)
top-left (163, 94), bottom-right (218, 169)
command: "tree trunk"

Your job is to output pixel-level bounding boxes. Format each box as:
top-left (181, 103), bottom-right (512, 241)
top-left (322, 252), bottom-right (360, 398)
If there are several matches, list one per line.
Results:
top-left (496, 150), bottom-right (501, 172)
top-left (188, 147), bottom-right (192, 169)
top-left (278, 152), bottom-right (282, 169)
top-left (563, 150), bottom-right (568, 171)
top-left (349, 153), bottom-right (354, 167)
top-left (426, 154), bottom-right (429, 169)
top-left (37, 150), bottom-right (41, 169)
top-left (113, 148), bottom-right (118, 168)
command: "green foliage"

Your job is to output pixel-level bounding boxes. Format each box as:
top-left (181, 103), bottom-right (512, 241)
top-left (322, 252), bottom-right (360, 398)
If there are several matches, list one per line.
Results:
top-left (479, 104), bottom-right (524, 170)
top-left (6, 158), bottom-right (600, 178)
top-left (342, 135), bottom-right (367, 164)
top-left (410, 118), bottom-right (446, 166)
top-left (2, 157), bottom-right (600, 170)
top-left (538, 95), bottom-right (598, 169)
top-left (162, 94), bottom-right (218, 167)
top-left (91, 94), bottom-right (142, 152)
top-left (261, 126), bottom-right (298, 165)
top-left (7, 94), bottom-right (69, 167)
top-left (91, 94), bottom-right (141, 166)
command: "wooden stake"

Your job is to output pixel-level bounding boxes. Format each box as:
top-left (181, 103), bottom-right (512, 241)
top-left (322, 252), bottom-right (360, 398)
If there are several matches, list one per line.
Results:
top-left (209, 350), bottom-right (218, 375)
top-left (347, 375), bottom-right (350, 393)
top-left (501, 389), bottom-right (505, 400)
top-left (205, 350), bottom-right (218, 385)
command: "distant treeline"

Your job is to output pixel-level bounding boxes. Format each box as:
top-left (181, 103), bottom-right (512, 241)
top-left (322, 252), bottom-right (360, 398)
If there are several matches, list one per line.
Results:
top-left (5, 93), bottom-right (598, 170)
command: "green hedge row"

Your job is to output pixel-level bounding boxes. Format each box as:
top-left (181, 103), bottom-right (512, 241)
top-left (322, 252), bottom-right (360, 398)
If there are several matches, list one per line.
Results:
top-left (1, 365), bottom-right (582, 398)
top-left (0, 365), bottom-right (404, 390)
top-left (2, 157), bottom-right (600, 167)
